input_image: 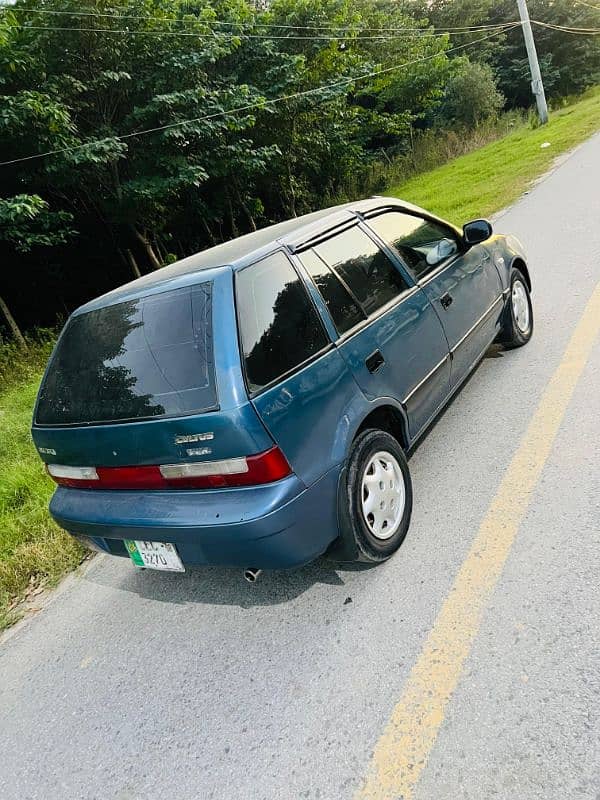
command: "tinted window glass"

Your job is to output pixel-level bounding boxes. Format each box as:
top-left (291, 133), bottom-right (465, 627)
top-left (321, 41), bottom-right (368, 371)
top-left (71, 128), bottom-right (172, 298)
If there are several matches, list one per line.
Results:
top-left (36, 284), bottom-right (217, 425)
top-left (236, 252), bottom-right (328, 394)
top-left (298, 249), bottom-right (365, 335)
top-left (368, 211), bottom-right (460, 281)
top-left (315, 226), bottom-right (409, 316)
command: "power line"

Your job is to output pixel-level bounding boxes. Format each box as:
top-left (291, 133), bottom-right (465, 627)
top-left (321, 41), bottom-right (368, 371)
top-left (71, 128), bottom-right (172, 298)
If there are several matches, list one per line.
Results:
top-left (11, 22), bottom-right (515, 41)
top-left (2, 7), bottom-right (518, 34)
top-left (0, 25), bottom-right (519, 169)
top-left (532, 19), bottom-right (600, 33)
top-left (573, 0), bottom-right (600, 11)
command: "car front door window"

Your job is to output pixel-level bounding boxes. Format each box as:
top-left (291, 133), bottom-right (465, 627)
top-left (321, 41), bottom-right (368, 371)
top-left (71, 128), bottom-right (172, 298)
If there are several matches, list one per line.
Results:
top-left (367, 211), bottom-right (460, 281)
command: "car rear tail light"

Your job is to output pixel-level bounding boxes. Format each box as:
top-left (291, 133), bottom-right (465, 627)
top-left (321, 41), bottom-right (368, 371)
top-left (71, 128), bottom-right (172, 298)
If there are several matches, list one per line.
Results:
top-left (46, 447), bottom-right (292, 490)
top-left (46, 464), bottom-right (100, 487)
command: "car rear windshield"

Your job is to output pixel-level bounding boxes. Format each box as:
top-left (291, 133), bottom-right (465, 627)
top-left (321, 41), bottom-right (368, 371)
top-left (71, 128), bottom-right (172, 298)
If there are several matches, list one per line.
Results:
top-left (36, 283), bottom-right (217, 425)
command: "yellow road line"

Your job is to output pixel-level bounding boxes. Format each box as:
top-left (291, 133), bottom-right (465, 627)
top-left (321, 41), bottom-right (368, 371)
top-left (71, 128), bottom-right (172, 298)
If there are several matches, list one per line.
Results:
top-left (355, 281), bottom-right (600, 800)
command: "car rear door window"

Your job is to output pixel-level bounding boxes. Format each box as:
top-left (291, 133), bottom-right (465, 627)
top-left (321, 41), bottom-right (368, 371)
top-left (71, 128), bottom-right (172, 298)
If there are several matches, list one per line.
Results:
top-left (236, 252), bottom-right (329, 394)
top-left (297, 248), bottom-right (365, 335)
top-left (367, 211), bottom-right (460, 281)
top-left (314, 226), bottom-right (410, 316)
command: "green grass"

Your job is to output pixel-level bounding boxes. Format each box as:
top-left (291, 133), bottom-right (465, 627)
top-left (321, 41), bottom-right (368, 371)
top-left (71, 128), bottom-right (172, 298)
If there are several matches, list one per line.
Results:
top-left (387, 87), bottom-right (600, 225)
top-left (0, 338), bottom-right (83, 629)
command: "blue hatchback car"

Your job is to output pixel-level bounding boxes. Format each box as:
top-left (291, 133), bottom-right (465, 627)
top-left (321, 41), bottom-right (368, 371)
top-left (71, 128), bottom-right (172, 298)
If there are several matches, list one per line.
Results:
top-left (32, 198), bottom-right (532, 576)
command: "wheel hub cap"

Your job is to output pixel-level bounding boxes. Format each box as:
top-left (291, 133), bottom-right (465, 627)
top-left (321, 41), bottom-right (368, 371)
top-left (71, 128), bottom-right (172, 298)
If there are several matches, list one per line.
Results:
top-left (361, 451), bottom-right (405, 540)
top-left (512, 280), bottom-right (530, 333)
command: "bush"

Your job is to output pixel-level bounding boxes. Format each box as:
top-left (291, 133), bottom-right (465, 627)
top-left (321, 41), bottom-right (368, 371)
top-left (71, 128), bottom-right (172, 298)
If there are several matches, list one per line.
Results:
top-left (0, 329), bottom-right (56, 389)
top-left (439, 59), bottom-right (505, 127)
top-left (352, 110), bottom-right (526, 199)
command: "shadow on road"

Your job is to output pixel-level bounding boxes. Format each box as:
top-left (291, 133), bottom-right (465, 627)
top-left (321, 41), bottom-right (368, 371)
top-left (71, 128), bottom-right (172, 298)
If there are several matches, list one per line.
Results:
top-left (85, 556), bottom-right (376, 609)
top-left (408, 343), bottom-right (504, 457)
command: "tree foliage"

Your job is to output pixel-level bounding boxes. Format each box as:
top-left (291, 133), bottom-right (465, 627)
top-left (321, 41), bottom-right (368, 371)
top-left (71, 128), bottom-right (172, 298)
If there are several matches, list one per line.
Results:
top-left (430, 0), bottom-right (600, 106)
top-left (438, 59), bottom-right (505, 126)
top-left (0, 0), bottom-right (597, 338)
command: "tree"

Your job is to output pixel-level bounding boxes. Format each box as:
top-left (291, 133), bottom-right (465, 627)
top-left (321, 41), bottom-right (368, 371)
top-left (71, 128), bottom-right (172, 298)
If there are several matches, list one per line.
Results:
top-left (438, 58), bottom-right (505, 125)
top-left (1, 0), bottom-right (278, 275)
top-left (426, 0), bottom-right (600, 107)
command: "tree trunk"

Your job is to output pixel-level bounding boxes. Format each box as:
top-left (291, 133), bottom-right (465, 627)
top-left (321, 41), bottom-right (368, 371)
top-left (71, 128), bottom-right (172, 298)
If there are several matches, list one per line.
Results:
top-left (286, 117), bottom-right (298, 218)
top-left (226, 193), bottom-right (239, 238)
top-left (155, 235), bottom-right (170, 262)
top-left (285, 159), bottom-right (297, 218)
top-left (233, 182), bottom-right (257, 231)
top-left (125, 249), bottom-right (142, 278)
top-left (240, 201), bottom-right (257, 231)
top-left (0, 294), bottom-right (27, 349)
top-left (201, 219), bottom-right (217, 246)
top-left (132, 226), bottom-right (162, 270)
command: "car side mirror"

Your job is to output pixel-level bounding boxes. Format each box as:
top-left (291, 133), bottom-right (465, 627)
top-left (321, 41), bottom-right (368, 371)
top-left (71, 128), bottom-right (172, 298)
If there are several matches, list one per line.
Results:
top-left (463, 219), bottom-right (493, 246)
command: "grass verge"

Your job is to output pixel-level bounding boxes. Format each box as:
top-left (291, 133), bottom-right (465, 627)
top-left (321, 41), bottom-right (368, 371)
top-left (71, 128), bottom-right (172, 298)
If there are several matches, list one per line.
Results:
top-left (387, 86), bottom-right (600, 224)
top-left (0, 337), bottom-right (83, 629)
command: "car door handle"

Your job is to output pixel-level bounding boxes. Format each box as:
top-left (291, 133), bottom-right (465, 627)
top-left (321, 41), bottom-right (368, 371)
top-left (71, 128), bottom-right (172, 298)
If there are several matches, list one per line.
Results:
top-left (440, 293), bottom-right (453, 310)
top-left (366, 350), bottom-right (385, 374)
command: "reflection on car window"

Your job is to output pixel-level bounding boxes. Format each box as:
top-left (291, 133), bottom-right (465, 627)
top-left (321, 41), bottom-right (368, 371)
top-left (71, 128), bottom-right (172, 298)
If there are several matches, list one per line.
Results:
top-left (36, 284), bottom-right (217, 425)
top-left (315, 226), bottom-right (409, 316)
top-left (236, 252), bottom-right (329, 393)
top-left (368, 212), bottom-right (460, 281)
top-left (298, 249), bottom-right (365, 335)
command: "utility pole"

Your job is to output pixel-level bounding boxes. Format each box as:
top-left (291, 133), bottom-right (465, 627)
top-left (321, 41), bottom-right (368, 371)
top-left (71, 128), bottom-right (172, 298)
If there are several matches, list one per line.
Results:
top-left (516, 0), bottom-right (549, 124)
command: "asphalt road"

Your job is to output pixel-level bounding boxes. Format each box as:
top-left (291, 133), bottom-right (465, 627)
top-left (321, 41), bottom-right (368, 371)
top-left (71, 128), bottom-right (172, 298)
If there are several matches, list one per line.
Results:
top-left (2, 132), bottom-right (600, 800)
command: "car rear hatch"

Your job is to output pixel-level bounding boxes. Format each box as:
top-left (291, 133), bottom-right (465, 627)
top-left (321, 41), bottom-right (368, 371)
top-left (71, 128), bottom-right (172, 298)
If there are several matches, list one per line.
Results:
top-left (32, 270), bottom-right (289, 491)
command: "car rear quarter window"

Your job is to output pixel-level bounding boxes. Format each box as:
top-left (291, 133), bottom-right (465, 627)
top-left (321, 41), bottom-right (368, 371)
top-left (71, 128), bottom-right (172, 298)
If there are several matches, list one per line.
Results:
top-left (36, 283), bottom-right (217, 425)
top-left (297, 248), bottom-right (365, 335)
top-left (236, 251), bottom-right (329, 394)
top-left (367, 211), bottom-right (460, 281)
top-left (314, 226), bottom-right (410, 316)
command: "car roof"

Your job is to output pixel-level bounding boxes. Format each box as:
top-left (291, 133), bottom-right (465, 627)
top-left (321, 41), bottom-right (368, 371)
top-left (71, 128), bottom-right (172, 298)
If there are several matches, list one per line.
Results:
top-left (75, 196), bottom-right (434, 314)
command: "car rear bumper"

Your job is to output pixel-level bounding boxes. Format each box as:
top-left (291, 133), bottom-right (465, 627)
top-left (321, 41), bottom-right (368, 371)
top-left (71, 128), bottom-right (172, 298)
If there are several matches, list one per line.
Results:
top-left (49, 467), bottom-right (341, 569)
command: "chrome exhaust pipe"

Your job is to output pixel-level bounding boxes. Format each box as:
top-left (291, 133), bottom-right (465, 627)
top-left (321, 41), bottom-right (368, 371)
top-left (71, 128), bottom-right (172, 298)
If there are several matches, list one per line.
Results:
top-left (243, 567), bottom-right (262, 583)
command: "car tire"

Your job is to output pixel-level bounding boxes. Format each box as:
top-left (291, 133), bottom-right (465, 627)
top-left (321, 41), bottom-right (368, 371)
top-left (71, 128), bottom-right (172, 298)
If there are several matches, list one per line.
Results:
top-left (499, 268), bottom-right (533, 349)
top-left (345, 429), bottom-right (413, 563)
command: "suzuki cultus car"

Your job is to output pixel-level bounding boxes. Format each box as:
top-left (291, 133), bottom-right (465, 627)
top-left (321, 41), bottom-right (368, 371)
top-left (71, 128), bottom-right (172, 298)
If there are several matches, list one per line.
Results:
top-left (32, 198), bottom-right (532, 576)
